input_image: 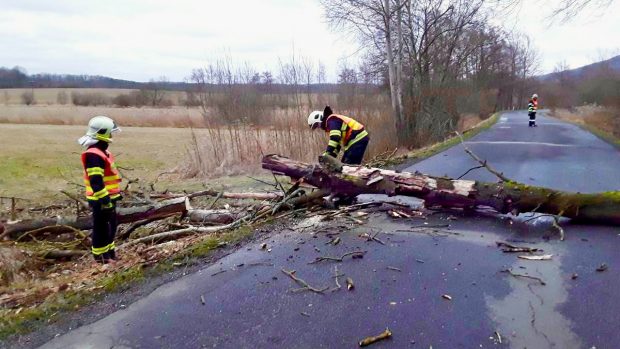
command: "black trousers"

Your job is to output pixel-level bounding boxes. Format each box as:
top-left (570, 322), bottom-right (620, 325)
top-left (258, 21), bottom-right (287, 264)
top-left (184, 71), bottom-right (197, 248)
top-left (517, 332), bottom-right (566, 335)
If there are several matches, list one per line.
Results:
top-left (528, 112), bottom-right (536, 126)
top-left (90, 202), bottom-right (117, 258)
top-left (342, 136), bottom-right (370, 165)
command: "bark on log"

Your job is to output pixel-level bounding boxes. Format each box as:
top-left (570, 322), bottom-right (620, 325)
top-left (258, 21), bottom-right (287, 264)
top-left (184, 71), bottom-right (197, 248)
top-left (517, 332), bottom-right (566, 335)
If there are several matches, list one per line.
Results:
top-left (4, 197), bottom-right (191, 239)
top-left (188, 209), bottom-right (237, 224)
top-left (262, 155), bottom-right (620, 225)
top-left (150, 190), bottom-right (283, 201)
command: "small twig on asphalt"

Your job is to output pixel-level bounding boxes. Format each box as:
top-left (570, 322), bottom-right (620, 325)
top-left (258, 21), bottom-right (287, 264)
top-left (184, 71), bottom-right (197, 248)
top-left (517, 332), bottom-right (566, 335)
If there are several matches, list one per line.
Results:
top-left (359, 328), bottom-right (392, 347)
top-left (496, 241), bottom-right (540, 253)
top-left (247, 262), bottom-right (275, 267)
top-left (360, 232), bottom-right (385, 245)
top-left (500, 269), bottom-right (546, 285)
top-left (456, 165), bottom-right (485, 180)
top-left (281, 269), bottom-right (328, 294)
top-left (309, 250), bottom-right (367, 264)
top-left (455, 131), bottom-right (510, 182)
top-left (332, 265), bottom-right (342, 292)
top-left (387, 266), bottom-right (402, 272)
top-left (211, 270), bottom-right (227, 276)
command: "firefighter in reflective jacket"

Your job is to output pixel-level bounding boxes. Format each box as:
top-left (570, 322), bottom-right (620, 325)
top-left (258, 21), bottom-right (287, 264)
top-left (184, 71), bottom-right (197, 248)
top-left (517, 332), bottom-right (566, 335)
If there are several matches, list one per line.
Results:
top-left (78, 116), bottom-right (122, 263)
top-left (307, 106), bottom-right (370, 165)
top-left (528, 98), bottom-right (537, 127)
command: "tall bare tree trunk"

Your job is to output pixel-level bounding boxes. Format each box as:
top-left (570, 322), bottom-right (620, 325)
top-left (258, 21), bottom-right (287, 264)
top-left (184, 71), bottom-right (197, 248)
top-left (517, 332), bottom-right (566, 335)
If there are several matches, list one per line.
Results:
top-left (384, 0), bottom-right (406, 145)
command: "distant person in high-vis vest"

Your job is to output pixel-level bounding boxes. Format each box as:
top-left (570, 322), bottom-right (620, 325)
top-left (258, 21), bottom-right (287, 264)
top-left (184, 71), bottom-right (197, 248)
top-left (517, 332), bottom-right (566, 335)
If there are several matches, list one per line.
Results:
top-left (307, 106), bottom-right (370, 165)
top-left (528, 98), bottom-right (537, 127)
top-left (78, 116), bottom-right (122, 263)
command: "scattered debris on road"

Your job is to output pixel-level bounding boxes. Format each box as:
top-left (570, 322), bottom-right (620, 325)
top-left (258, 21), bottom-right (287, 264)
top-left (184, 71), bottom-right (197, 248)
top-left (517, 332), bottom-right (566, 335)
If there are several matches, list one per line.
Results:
top-left (494, 330), bottom-right (502, 344)
top-left (596, 263), bottom-right (608, 272)
top-left (518, 254), bottom-right (553, 261)
top-left (281, 269), bottom-right (328, 294)
top-left (500, 269), bottom-right (546, 286)
top-left (359, 328), bottom-right (392, 347)
top-left (211, 270), bottom-right (227, 277)
top-left (442, 294), bottom-right (452, 300)
top-left (309, 250), bottom-right (367, 264)
top-left (346, 277), bottom-right (355, 290)
top-left (386, 266), bottom-right (402, 272)
top-left (496, 241), bottom-right (540, 253)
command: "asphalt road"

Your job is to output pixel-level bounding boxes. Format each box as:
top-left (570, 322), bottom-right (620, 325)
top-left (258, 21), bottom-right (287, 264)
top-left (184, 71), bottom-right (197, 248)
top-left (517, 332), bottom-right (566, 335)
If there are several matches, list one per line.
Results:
top-left (37, 110), bottom-right (620, 349)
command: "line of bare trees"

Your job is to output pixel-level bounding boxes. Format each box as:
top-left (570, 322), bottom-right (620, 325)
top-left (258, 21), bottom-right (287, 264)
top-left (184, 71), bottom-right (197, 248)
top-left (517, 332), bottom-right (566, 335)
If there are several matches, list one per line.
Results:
top-left (321, 0), bottom-right (540, 147)
top-left (187, 54), bottom-right (386, 126)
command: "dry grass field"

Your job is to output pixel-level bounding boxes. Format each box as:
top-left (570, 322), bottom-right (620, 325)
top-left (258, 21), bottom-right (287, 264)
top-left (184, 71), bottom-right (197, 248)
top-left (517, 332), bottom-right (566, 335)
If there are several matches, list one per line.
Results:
top-left (0, 105), bottom-right (203, 127)
top-left (1, 88), bottom-right (187, 105)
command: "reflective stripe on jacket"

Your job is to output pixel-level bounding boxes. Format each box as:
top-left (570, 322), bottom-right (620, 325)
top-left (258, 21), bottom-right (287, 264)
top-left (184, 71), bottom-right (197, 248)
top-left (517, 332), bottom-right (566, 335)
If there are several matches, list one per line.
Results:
top-left (325, 114), bottom-right (368, 150)
top-left (528, 103), bottom-right (535, 113)
top-left (81, 147), bottom-right (121, 201)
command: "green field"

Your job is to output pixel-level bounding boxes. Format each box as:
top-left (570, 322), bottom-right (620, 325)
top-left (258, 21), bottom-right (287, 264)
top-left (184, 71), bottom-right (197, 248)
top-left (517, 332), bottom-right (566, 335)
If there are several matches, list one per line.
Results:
top-left (0, 124), bottom-right (273, 213)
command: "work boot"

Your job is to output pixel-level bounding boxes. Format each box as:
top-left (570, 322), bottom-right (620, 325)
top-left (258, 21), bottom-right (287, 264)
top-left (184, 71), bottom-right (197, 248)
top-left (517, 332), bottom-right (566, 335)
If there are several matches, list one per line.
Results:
top-left (107, 249), bottom-right (118, 261)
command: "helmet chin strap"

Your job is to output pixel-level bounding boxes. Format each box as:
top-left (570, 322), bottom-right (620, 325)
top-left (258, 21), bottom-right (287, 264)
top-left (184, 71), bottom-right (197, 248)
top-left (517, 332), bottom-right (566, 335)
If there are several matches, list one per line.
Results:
top-left (95, 134), bottom-right (113, 143)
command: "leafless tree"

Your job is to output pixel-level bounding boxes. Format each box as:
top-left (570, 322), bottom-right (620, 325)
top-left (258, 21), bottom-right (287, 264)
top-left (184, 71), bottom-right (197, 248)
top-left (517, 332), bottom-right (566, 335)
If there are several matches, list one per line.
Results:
top-left (550, 0), bottom-right (614, 22)
top-left (141, 76), bottom-right (169, 107)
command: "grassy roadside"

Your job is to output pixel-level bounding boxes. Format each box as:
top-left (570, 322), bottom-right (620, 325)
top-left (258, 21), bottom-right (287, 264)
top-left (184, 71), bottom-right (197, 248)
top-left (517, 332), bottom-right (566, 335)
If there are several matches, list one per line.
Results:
top-left (387, 112), bottom-right (500, 168)
top-left (550, 107), bottom-right (620, 148)
top-left (0, 225), bottom-right (257, 340)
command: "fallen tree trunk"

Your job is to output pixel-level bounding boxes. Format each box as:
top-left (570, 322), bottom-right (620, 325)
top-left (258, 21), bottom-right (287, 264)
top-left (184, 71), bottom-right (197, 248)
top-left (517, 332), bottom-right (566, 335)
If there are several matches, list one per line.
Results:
top-left (262, 155), bottom-right (620, 225)
top-left (3, 197), bottom-right (191, 240)
top-left (187, 209), bottom-right (237, 225)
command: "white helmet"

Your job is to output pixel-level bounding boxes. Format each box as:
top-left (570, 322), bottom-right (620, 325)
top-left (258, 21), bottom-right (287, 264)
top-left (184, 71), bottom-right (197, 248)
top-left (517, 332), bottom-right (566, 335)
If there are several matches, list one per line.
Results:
top-left (78, 116), bottom-right (120, 146)
top-left (307, 111), bottom-right (323, 130)
top-left (532, 94), bottom-right (538, 99)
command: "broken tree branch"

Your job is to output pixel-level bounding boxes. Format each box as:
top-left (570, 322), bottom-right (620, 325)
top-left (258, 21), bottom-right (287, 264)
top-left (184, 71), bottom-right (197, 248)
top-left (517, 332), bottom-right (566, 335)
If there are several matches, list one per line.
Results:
top-left (262, 155), bottom-right (620, 225)
top-left (455, 131), bottom-right (510, 182)
top-left (4, 197), bottom-right (191, 239)
top-left (309, 250), bottom-right (366, 264)
top-left (281, 268), bottom-right (328, 294)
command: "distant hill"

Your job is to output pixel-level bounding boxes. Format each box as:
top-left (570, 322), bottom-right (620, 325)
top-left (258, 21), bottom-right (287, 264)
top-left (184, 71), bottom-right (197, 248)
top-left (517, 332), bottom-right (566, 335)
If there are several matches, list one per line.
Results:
top-left (0, 66), bottom-right (186, 90)
top-left (0, 66), bottom-right (342, 92)
top-left (539, 55), bottom-right (620, 81)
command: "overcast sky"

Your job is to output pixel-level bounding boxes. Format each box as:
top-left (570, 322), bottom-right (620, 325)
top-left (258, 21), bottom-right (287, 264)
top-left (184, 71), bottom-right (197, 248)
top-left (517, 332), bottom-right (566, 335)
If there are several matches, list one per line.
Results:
top-left (0, 0), bottom-right (618, 82)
